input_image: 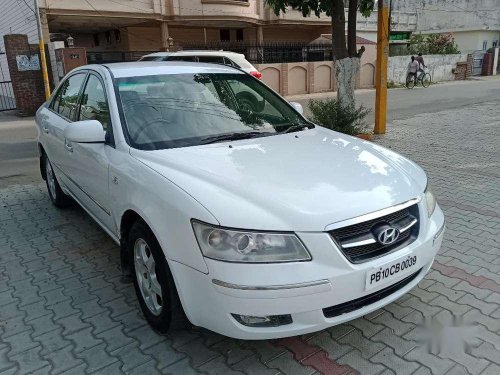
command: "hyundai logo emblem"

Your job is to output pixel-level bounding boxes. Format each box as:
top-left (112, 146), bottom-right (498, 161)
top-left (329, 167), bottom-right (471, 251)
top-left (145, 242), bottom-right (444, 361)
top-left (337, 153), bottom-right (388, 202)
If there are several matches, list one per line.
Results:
top-left (376, 226), bottom-right (400, 245)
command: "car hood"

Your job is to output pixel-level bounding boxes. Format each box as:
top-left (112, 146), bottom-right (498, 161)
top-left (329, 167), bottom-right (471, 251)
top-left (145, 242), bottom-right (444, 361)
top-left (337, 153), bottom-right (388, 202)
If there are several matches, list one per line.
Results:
top-left (130, 127), bottom-right (427, 231)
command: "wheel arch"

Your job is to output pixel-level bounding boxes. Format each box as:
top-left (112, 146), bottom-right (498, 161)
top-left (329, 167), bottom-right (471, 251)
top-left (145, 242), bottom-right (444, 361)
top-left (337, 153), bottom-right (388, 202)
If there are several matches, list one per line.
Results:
top-left (38, 143), bottom-right (47, 181)
top-left (119, 208), bottom-right (167, 279)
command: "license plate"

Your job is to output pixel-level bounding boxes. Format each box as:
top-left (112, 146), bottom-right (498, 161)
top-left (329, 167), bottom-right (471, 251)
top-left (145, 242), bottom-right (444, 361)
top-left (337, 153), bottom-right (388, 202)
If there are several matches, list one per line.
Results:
top-left (365, 254), bottom-right (418, 291)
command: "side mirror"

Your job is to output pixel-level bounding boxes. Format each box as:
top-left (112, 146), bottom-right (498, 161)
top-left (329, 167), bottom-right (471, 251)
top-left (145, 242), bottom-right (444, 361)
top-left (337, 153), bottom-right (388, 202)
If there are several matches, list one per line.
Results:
top-left (289, 101), bottom-right (304, 115)
top-left (64, 120), bottom-right (105, 143)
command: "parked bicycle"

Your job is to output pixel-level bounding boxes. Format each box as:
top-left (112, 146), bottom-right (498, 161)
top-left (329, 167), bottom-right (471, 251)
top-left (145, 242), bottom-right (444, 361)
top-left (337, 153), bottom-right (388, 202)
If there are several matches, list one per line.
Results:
top-left (406, 68), bottom-right (432, 89)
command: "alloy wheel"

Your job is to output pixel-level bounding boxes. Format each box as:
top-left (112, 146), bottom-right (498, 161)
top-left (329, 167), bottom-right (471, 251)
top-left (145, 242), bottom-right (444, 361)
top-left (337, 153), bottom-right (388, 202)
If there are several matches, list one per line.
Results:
top-left (134, 238), bottom-right (163, 315)
top-left (46, 158), bottom-right (57, 199)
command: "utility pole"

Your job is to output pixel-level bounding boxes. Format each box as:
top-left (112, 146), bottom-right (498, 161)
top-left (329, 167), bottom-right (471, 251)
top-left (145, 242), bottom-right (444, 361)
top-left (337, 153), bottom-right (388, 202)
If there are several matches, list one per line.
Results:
top-left (34, 0), bottom-right (51, 100)
top-left (374, 0), bottom-right (389, 134)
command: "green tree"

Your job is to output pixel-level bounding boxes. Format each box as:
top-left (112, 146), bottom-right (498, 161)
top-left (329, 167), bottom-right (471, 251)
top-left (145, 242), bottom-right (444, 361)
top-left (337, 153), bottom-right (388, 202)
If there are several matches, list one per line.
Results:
top-left (265, 0), bottom-right (375, 108)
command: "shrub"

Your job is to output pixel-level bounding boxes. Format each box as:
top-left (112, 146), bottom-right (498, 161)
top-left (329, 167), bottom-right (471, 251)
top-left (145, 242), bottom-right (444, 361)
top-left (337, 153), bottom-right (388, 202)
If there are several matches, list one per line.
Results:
top-left (308, 98), bottom-right (371, 135)
top-left (407, 33), bottom-right (460, 55)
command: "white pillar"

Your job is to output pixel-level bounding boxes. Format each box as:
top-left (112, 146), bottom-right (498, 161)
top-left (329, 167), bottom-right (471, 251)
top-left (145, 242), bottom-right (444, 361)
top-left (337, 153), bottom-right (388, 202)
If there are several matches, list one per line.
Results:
top-left (160, 21), bottom-right (170, 51)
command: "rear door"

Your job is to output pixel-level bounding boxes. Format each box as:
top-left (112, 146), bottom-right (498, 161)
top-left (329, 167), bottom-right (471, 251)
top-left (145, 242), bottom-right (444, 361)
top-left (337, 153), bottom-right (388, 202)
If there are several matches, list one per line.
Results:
top-left (41, 72), bottom-right (87, 183)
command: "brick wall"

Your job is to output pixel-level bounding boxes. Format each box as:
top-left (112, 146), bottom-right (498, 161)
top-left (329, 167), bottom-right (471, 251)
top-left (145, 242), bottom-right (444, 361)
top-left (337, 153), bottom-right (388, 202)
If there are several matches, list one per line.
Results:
top-left (4, 34), bottom-right (50, 115)
top-left (454, 62), bottom-right (468, 80)
top-left (466, 54), bottom-right (473, 78)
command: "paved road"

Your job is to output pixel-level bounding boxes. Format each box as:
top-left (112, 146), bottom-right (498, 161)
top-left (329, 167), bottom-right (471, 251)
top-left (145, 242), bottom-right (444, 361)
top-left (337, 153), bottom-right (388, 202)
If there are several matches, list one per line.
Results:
top-left (0, 81), bottom-right (500, 374)
top-left (288, 76), bottom-right (500, 123)
top-left (0, 116), bottom-right (39, 188)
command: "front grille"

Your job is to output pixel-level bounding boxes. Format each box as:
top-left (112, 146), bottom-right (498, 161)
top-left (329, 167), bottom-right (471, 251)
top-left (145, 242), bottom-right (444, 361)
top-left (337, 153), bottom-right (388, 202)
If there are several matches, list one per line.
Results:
top-left (323, 268), bottom-right (422, 318)
top-left (330, 203), bottom-right (420, 263)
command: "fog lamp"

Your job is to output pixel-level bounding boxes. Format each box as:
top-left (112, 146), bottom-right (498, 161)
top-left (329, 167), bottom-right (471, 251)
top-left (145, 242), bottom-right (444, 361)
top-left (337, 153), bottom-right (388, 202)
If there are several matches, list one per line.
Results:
top-left (232, 314), bottom-right (292, 327)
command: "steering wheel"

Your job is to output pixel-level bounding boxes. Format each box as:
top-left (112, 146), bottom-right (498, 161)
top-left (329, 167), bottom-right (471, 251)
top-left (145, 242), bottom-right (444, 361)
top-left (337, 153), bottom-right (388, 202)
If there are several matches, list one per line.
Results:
top-left (132, 118), bottom-right (174, 142)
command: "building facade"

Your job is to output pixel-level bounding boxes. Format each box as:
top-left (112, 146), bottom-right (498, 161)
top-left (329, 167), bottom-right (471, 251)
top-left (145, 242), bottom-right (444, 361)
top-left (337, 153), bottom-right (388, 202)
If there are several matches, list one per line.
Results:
top-left (38, 0), bottom-right (418, 54)
top-left (393, 0), bottom-right (500, 53)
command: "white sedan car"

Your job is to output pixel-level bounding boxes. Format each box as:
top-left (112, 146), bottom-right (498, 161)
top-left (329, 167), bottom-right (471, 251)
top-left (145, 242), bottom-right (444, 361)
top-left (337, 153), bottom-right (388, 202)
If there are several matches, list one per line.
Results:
top-left (36, 62), bottom-right (445, 340)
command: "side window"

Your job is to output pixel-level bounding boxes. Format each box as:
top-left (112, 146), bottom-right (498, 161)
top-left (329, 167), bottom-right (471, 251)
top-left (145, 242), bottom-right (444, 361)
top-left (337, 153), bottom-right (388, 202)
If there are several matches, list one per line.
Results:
top-left (167, 56), bottom-right (197, 62)
top-left (50, 83), bottom-right (64, 112)
top-left (197, 56), bottom-right (225, 65)
top-left (79, 74), bottom-right (110, 131)
top-left (54, 73), bottom-right (86, 121)
top-left (223, 57), bottom-right (240, 68)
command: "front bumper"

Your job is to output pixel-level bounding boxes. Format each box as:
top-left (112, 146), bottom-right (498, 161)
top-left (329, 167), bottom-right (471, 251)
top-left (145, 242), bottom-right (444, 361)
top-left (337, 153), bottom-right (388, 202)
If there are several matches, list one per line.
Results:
top-left (171, 204), bottom-right (445, 340)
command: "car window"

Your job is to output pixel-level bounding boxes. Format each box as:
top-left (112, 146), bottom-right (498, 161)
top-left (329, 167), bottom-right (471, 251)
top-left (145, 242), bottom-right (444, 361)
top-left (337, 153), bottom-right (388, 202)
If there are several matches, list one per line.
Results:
top-left (167, 56), bottom-right (197, 62)
top-left (140, 56), bottom-right (162, 61)
top-left (223, 57), bottom-right (240, 68)
top-left (52, 73), bottom-right (86, 121)
top-left (197, 56), bottom-right (225, 65)
top-left (79, 74), bottom-right (110, 131)
top-left (116, 73), bottom-right (308, 150)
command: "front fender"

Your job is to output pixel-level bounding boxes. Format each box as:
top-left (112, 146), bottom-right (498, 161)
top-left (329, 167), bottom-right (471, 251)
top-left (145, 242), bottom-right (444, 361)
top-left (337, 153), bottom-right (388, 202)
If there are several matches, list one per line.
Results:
top-left (110, 152), bottom-right (218, 274)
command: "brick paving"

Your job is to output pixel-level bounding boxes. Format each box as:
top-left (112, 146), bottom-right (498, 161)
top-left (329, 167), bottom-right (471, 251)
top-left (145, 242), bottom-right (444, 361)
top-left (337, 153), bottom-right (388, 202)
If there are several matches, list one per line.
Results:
top-left (0, 101), bottom-right (499, 374)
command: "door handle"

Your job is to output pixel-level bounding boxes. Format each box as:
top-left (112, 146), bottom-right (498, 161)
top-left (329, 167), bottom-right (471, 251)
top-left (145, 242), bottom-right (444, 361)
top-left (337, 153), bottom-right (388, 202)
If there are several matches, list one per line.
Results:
top-left (43, 126), bottom-right (49, 134)
top-left (65, 141), bottom-right (73, 152)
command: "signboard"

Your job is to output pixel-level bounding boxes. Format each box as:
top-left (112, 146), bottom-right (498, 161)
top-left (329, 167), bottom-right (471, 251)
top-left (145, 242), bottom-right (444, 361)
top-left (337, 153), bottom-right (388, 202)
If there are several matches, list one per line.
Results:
top-left (16, 54), bottom-right (40, 71)
top-left (390, 32), bottom-right (411, 41)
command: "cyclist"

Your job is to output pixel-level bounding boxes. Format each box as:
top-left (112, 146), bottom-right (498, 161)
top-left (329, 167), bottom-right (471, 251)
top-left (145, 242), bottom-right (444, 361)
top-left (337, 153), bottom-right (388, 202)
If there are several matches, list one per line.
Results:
top-left (407, 56), bottom-right (420, 81)
top-left (416, 53), bottom-right (426, 78)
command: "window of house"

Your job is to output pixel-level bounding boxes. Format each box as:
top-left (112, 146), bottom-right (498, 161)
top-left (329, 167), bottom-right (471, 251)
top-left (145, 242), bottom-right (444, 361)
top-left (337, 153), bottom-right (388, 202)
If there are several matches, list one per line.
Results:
top-left (51, 73), bottom-right (86, 121)
top-left (105, 31), bottom-right (112, 45)
top-left (493, 40), bottom-right (498, 48)
top-left (236, 29), bottom-right (244, 41)
top-left (482, 40), bottom-right (488, 51)
top-left (79, 74), bottom-right (110, 131)
top-left (93, 34), bottom-right (100, 47)
top-left (114, 29), bottom-right (121, 43)
top-left (220, 29), bottom-right (230, 42)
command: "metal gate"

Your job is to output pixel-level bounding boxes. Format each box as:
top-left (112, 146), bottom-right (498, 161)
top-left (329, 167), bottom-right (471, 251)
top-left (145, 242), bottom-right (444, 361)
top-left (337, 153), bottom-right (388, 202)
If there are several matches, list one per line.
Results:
top-left (0, 81), bottom-right (16, 111)
top-left (471, 51), bottom-right (485, 76)
top-left (0, 52), bottom-right (16, 111)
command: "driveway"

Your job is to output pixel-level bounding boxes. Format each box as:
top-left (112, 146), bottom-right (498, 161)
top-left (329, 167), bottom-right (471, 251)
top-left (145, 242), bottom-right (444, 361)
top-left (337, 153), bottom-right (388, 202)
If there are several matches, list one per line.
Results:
top-left (0, 100), bottom-right (499, 374)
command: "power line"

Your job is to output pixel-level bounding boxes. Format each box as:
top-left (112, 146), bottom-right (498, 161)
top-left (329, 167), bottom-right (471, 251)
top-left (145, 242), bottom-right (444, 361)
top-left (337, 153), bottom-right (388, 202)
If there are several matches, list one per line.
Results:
top-left (20, 0), bottom-right (35, 14)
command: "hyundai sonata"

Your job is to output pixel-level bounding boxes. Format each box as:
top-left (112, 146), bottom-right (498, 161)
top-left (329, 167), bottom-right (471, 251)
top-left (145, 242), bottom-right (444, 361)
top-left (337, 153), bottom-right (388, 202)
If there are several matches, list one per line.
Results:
top-left (36, 62), bottom-right (445, 339)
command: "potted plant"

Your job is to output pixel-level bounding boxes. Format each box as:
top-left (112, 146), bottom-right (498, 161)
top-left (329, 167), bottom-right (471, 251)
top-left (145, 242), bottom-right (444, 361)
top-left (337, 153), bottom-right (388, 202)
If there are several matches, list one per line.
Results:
top-left (308, 98), bottom-right (372, 140)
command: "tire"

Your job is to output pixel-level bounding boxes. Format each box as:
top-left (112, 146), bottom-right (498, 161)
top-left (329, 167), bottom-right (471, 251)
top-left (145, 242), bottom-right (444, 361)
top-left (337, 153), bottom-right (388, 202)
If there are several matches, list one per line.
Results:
top-left (44, 154), bottom-right (71, 208)
top-left (422, 73), bottom-right (431, 88)
top-left (129, 219), bottom-right (188, 333)
top-left (405, 75), bottom-right (415, 89)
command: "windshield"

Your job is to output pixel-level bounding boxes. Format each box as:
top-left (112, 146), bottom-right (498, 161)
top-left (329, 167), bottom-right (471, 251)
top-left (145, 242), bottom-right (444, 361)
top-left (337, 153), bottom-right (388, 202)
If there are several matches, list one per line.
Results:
top-left (116, 73), bottom-right (310, 150)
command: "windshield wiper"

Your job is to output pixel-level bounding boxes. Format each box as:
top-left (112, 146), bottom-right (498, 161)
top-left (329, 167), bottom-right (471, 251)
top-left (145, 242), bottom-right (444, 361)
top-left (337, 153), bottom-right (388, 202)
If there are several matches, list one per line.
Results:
top-left (281, 123), bottom-right (313, 134)
top-left (198, 131), bottom-right (273, 145)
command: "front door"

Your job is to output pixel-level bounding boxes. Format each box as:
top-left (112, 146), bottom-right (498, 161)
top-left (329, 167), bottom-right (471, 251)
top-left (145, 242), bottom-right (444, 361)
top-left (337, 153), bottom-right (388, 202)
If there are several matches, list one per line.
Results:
top-left (64, 72), bottom-right (115, 233)
top-left (42, 72), bottom-right (87, 186)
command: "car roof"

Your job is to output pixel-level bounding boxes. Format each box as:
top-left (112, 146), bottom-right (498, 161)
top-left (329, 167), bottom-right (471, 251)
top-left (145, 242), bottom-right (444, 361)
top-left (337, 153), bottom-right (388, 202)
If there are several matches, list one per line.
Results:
top-left (143, 50), bottom-right (243, 57)
top-left (95, 61), bottom-right (244, 78)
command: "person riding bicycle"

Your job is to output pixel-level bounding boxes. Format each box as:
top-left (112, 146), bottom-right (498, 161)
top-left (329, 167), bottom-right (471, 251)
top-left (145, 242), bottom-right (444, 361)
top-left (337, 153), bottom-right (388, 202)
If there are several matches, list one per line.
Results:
top-left (408, 56), bottom-right (420, 81)
top-left (416, 53), bottom-right (426, 78)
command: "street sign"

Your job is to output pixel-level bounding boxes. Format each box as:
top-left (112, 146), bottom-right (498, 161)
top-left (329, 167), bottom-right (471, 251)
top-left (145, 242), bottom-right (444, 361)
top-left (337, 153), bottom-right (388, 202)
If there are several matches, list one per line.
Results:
top-left (390, 32), bottom-right (411, 41)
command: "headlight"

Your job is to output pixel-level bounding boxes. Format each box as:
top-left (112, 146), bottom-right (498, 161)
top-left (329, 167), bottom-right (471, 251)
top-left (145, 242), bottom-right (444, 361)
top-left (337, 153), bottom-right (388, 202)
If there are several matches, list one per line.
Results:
top-left (424, 184), bottom-right (436, 217)
top-left (192, 221), bottom-right (311, 263)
